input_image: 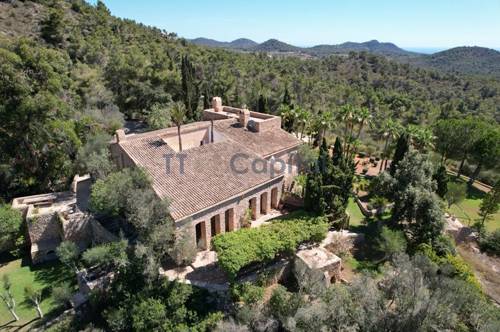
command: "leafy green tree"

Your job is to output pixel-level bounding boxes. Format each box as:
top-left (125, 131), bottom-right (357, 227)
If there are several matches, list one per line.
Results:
top-left (445, 182), bottom-right (467, 209)
top-left (479, 229), bottom-right (500, 255)
top-left (82, 239), bottom-right (128, 270)
top-left (383, 151), bottom-right (444, 246)
top-left (56, 241), bottom-right (80, 273)
top-left (126, 188), bottom-right (174, 255)
top-left (146, 102), bottom-right (172, 130)
top-left (0, 204), bottom-right (23, 254)
top-left (131, 298), bottom-right (167, 331)
top-left (0, 39), bottom-right (80, 199)
top-left (89, 167), bottom-right (150, 218)
top-left (0, 275), bottom-right (19, 321)
top-left (76, 133), bottom-right (114, 180)
top-left (170, 101), bottom-right (187, 152)
top-left (24, 285), bottom-right (43, 318)
top-left (468, 124), bottom-right (500, 185)
top-left (375, 226), bottom-right (407, 261)
top-left (478, 180), bottom-right (500, 228)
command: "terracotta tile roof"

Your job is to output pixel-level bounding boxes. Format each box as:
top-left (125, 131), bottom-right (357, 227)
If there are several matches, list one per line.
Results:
top-left (118, 134), bottom-right (284, 221)
top-left (213, 119), bottom-right (302, 157)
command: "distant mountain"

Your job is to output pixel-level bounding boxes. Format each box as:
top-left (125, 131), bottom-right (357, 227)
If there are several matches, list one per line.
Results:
top-left (189, 37), bottom-right (416, 57)
top-left (408, 46), bottom-right (500, 77)
top-left (228, 38), bottom-right (259, 49)
top-left (253, 39), bottom-right (301, 53)
top-left (190, 37), bottom-right (257, 50)
top-left (189, 38), bottom-right (500, 77)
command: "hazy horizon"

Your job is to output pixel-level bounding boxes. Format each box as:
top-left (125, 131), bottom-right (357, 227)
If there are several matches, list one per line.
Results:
top-left (92, 0), bottom-right (500, 50)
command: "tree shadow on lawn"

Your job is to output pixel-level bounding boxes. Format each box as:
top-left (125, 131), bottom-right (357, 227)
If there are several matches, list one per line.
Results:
top-left (31, 260), bottom-right (72, 287)
top-left (348, 217), bottom-right (387, 273)
top-left (451, 177), bottom-right (485, 200)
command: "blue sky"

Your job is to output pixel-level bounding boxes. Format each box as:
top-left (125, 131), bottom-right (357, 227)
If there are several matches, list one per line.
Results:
top-left (96, 0), bottom-right (500, 49)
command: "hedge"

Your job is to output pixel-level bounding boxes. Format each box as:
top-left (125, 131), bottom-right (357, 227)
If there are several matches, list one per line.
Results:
top-left (212, 216), bottom-right (328, 280)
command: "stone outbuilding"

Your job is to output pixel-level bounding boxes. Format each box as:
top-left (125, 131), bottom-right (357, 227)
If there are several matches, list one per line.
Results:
top-left (12, 175), bottom-right (116, 264)
top-left (294, 247), bottom-right (342, 292)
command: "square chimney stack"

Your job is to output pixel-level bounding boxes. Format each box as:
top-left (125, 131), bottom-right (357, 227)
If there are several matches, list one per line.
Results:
top-left (212, 96), bottom-right (223, 112)
top-left (239, 108), bottom-right (250, 128)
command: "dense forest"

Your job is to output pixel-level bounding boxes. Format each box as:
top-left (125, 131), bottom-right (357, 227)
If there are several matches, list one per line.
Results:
top-left (0, 0), bottom-right (499, 201)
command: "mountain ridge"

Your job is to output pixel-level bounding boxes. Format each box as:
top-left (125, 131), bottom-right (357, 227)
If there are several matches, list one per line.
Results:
top-left (190, 37), bottom-right (500, 77)
top-left (189, 37), bottom-right (415, 57)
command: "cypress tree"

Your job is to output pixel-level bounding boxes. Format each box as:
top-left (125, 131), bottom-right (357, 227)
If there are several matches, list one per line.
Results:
top-left (283, 86), bottom-right (292, 107)
top-left (433, 165), bottom-right (448, 198)
top-left (304, 171), bottom-right (325, 215)
top-left (258, 94), bottom-right (267, 114)
top-left (390, 133), bottom-right (409, 176)
top-left (181, 55), bottom-right (199, 121)
top-left (332, 137), bottom-right (343, 167)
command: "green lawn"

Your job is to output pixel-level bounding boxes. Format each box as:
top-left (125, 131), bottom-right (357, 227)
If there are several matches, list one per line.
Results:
top-left (347, 197), bottom-right (365, 227)
top-left (0, 257), bottom-right (72, 329)
top-left (447, 179), bottom-right (500, 233)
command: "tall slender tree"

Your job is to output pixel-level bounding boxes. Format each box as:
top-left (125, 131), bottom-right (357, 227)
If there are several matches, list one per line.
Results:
top-left (171, 102), bottom-right (187, 152)
top-left (478, 180), bottom-right (500, 228)
top-left (181, 55), bottom-right (199, 121)
top-left (390, 133), bottom-right (409, 176)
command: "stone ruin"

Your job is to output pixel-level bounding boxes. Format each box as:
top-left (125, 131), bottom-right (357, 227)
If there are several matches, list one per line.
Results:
top-left (12, 175), bottom-right (117, 264)
top-left (294, 246), bottom-right (342, 293)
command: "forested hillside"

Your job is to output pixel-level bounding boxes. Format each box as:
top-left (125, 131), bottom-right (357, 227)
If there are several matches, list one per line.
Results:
top-left (407, 46), bottom-right (500, 78)
top-left (1, 0), bottom-right (499, 200)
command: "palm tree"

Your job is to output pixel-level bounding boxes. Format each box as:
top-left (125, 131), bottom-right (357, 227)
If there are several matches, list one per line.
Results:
top-left (406, 125), bottom-right (434, 151)
top-left (170, 101), bottom-right (186, 152)
top-left (315, 110), bottom-right (335, 145)
top-left (337, 104), bottom-right (355, 155)
top-left (355, 107), bottom-right (371, 140)
top-left (379, 119), bottom-right (401, 172)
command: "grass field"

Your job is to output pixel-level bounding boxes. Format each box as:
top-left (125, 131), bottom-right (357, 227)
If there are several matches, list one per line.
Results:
top-left (346, 197), bottom-right (365, 228)
top-left (447, 179), bottom-right (500, 233)
top-left (0, 257), bottom-right (72, 329)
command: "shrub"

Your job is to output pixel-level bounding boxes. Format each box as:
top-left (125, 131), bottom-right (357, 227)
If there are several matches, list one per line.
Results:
top-left (212, 216), bottom-right (328, 279)
top-left (375, 226), bottom-right (407, 260)
top-left (479, 229), bottom-right (500, 256)
top-left (0, 204), bottom-right (23, 254)
top-left (231, 282), bottom-right (264, 305)
top-left (268, 285), bottom-right (304, 321)
top-left (417, 244), bottom-right (482, 292)
top-left (82, 239), bottom-right (128, 269)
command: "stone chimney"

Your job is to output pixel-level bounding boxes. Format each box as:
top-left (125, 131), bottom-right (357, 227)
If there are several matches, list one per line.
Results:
top-left (115, 129), bottom-right (126, 142)
top-left (212, 96), bottom-right (223, 112)
top-left (239, 108), bottom-right (250, 128)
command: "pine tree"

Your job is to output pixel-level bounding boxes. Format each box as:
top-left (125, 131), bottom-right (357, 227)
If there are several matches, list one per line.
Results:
top-left (41, 5), bottom-right (65, 46)
top-left (390, 133), bottom-right (409, 176)
top-left (433, 165), bottom-right (448, 198)
top-left (478, 180), bottom-right (500, 228)
top-left (181, 55), bottom-right (199, 121)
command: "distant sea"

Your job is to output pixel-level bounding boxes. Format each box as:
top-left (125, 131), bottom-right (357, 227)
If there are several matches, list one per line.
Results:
top-left (403, 47), bottom-right (447, 54)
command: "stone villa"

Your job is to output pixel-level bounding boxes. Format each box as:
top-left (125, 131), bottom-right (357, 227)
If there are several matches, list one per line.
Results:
top-left (110, 97), bottom-right (302, 250)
